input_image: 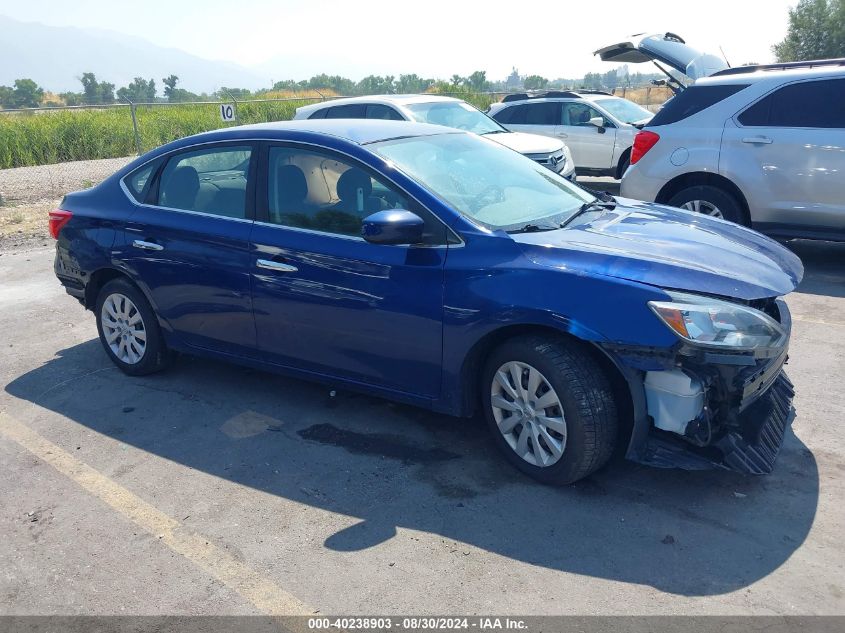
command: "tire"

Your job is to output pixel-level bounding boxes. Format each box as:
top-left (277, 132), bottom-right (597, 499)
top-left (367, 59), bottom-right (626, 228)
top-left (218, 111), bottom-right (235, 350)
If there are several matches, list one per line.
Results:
top-left (95, 278), bottom-right (170, 376)
top-left (481, 335), bottom-right (618, 485)
top-left (668, 185), bottom-right (746, 225)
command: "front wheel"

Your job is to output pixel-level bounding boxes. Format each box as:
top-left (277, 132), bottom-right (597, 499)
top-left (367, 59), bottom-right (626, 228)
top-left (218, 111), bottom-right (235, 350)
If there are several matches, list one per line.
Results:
top-left (481, 336), bottom-right (618, 485)
top-left (95, 278), bottom-right (170, 376)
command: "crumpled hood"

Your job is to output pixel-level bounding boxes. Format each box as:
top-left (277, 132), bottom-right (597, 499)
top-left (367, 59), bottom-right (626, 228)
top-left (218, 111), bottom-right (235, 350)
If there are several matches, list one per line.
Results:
top-left (512, 198), bottom-right (804, 300)
top-left (492, 131), bottom-right (564, 155)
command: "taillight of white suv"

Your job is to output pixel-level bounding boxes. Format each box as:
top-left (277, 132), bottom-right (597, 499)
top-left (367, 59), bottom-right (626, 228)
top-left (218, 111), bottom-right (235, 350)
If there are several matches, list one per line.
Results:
top-left (631, 131), bottom-right (660, 165)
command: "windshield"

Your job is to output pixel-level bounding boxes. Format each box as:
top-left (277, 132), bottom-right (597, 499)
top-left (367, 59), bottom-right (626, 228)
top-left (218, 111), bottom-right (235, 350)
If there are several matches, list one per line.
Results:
top-left (594, 98), bottom-right (653, 124)
top-left (372, 133), bottom-right (593, 231)
top-left (404, 101), bottom-right (505, 135)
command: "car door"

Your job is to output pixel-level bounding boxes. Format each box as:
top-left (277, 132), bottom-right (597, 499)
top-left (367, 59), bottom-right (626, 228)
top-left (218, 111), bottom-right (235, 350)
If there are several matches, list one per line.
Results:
top-left (120, 143), bottom-right (257, 356)
top-left (249, 143), bottom-right (449, 398)
top-left (496, 102), bottom-right (564, 141)
top-left (721, 78), bottom-right (845, 233)
top-left (559, 102), bottom-right (617, 170)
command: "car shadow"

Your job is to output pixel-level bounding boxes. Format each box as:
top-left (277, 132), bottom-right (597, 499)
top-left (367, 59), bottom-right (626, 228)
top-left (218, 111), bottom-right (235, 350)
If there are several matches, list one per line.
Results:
top-left (5, 341), bottom-right (819, 597)
top-left (788, 240), bottom-right (845, 298)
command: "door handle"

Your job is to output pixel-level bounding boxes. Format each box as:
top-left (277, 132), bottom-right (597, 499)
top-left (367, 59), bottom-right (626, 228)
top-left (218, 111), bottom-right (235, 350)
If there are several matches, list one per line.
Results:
top-left (742, 136), bottom-right (773, 144)
top-left (257, 259), bottom-right (298, 273)
top-left (132, 239), bottom-right (164, 251)
top-left (556, 132), bottom-right (568, 138)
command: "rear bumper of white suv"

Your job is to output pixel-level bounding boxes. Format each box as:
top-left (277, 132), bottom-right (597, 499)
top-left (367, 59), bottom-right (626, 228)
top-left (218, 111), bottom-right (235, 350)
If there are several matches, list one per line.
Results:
top-left (620, 162), bottom-right (664, 202)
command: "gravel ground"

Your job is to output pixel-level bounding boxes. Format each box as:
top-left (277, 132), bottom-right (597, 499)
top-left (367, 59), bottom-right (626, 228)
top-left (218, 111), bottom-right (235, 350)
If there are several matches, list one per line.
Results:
top-left (0, 156), bottom-right (134, 205)
top-left (0, 156), bottom-right (135, 252)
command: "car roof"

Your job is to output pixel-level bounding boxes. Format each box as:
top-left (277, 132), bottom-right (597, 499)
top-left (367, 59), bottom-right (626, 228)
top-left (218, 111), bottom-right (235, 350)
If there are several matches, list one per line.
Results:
top-left (180, 119), bottom-right (459, 147)
top-left (297, 94), bottom-right (461, 113)
top-left (489, 91), bottom-right (619, 108)
top-left (695, 62), bottom-right (845, 86)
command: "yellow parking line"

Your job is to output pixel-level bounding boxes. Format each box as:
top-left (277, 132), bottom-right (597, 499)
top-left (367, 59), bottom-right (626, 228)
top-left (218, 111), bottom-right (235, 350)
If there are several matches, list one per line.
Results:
top-left (0, 412), bottom-right (313, 617)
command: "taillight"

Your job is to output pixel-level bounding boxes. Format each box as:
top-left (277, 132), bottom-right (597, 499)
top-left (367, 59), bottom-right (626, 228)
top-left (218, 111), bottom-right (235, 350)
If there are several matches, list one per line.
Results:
top-left (48, 209), bottom-right (73, 239)
top-left (630, 130), bottom-right (660, 165)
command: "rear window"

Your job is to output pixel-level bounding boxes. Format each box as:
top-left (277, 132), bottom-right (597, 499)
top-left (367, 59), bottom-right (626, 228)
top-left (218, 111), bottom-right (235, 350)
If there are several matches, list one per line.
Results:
top-left (307, 108), bottom-right (328, 120)
top-left (324, 104), bottom-right (367, 118)
top-left (648, 84), bottom-right (749, 126)
top-left (738, 78), bottom-right (845, 128)
top-left (123, 160), bottom-right (160, 203)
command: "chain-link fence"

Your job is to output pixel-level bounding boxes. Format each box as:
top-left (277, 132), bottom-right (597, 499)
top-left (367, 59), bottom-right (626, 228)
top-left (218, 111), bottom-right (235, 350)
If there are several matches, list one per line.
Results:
top-left (0, 96), bottom-right (330, 171)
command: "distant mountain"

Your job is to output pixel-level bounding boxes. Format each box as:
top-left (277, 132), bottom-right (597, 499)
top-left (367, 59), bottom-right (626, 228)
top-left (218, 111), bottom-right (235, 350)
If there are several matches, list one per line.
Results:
top-left (0, 15), bottom-right (271, 94)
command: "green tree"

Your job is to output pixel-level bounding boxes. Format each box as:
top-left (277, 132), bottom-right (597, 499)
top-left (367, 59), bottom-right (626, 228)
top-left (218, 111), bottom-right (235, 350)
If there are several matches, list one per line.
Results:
top-left (3, 79), bottom-right (45, 108)
top-left (162, 75), bottom-right (180, 101)
top-left (465, 70), bottom-right (491, 92)
top-left (773, 0), bottom-right (845, 61)
top-left (450, 74), bottom-right (464, 87)
top-left (0, 85), bottom-right (14, 108)
top-left (117, 77), bottom-right (156, 102)
top-left (79, 73), bottom-right (114, 104)
top-left (396, 74), bottom-right (432, 93)
top-left (523, 75), bottom-right (549, 90)
top-left (356, 75), bottom-right (394, 95)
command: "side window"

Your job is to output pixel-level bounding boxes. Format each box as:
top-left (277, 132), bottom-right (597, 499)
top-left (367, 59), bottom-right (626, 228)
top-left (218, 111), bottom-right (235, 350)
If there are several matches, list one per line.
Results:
top-left (562, 103), bottom-right (604, 126)
top-left (739, 79), bottom-right (845, 128)
top-left (124, 159), bottom-right (160, 203)
top-left (307, 108), bottom-right (328, 120)
top-left (266, 146), bottom-right (446, 243)
top-left (325, 104), bottom-right (367, 118)
top-left (494, 105), bottom-right (525, 124)
top-left (366, 104), bottom-right (404, 120)
top-left (158, 146), bottom-right (252, 219)
top-left (524, 102), bottom-right (561, 125)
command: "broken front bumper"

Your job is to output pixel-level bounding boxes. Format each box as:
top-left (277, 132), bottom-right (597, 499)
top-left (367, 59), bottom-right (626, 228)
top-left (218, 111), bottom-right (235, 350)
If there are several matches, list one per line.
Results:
top-left (614, 298), bottom-right (796, 475)
top-left (637, 371), bottom-right (794, 474)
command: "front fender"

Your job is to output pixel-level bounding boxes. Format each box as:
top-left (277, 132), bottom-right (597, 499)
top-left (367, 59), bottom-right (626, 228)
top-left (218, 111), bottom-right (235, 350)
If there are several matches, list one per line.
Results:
top-left (436, 234), bottom-right (678, 415)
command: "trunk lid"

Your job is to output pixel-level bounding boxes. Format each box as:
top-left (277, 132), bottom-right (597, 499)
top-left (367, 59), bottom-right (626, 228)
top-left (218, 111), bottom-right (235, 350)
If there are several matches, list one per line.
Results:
top-left (595, 33), bottom-right (728, 81)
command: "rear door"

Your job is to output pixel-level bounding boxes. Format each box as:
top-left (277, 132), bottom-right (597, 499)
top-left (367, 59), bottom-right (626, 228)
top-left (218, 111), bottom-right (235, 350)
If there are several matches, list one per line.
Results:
top-left (495, 102), bottom-right (564, 141)
top-left (120, 143), bottom-right (257, 356)
top-left (249, 143), bottom-right (449, 398)
top-left (721, 78), bottom-right (845, 234)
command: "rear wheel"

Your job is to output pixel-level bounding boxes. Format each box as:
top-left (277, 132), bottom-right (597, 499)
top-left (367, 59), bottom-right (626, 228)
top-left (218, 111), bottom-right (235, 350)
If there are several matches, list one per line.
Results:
top-left (481, 336), bottom-right (617, 485)
top-left (668, 185), bottom-right (746, 225)
top-left (95, 278), bottom-right (170, 376)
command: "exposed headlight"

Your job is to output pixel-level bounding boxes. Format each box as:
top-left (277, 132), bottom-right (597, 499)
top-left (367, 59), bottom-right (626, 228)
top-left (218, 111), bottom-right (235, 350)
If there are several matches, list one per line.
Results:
top-left (648, 291), bottom-right (786, 350)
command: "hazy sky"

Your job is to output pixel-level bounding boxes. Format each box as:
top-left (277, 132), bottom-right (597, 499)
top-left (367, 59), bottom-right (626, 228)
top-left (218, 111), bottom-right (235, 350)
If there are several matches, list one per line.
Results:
top-left (0, 0), bottom-right (796, 80)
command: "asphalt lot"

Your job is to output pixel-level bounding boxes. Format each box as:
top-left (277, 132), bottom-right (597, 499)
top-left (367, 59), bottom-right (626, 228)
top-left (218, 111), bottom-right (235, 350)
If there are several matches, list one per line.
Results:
top-left (1, 225), bottom-right (844, 614)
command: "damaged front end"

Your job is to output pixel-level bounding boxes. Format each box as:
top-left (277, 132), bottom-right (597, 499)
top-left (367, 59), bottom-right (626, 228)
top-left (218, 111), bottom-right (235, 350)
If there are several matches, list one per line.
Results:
top-left (606, 294), bottom-right (795, 475)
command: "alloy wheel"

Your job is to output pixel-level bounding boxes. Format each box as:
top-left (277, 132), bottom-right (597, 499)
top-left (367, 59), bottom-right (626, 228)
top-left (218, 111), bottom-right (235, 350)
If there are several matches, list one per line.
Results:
top-left (101, 292), bottom-right (147, 364)
top-left (680, 199), bottom-right (723, 219)
top-left (490, 361), bottom-right (567, 467)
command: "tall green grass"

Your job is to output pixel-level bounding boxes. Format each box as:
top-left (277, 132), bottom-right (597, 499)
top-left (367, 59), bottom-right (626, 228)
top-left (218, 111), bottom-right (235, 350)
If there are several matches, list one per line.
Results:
top-left (0, 99), bottom-right (319, 169)
top-left (0, 92), bottom-right (496, 169)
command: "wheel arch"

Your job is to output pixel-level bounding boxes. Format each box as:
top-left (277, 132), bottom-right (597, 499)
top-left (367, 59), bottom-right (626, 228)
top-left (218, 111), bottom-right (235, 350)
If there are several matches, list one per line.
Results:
top-left (655, 171), bottom-right (750, 223)
top-left (615, 147), bottom-right (632, 180)
top-left (84, 267), bottom-right (133, 309)
top-left (458, 324), bottom-right (636, 455)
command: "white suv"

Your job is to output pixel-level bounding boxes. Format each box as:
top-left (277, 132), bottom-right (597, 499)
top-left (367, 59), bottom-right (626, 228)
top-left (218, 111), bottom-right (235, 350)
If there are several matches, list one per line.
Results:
top-left (621, 59), bottom-right (845, 241)
top-left (294, 95), bottom-right (576, 181)
top-left (487, 91), bottom-right (653, 179)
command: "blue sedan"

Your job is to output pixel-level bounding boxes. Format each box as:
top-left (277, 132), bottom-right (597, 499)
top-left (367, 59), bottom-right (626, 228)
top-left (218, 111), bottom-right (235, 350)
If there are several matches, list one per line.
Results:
top-left (51, 120), bottom-right (803, 484)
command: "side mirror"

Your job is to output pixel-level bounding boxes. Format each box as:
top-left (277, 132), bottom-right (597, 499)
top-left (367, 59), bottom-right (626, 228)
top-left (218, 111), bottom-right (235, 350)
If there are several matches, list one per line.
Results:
top-left (361, 209), bottom-right (424, 245)
top-left (589, 116), bottom-right (606, 132)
